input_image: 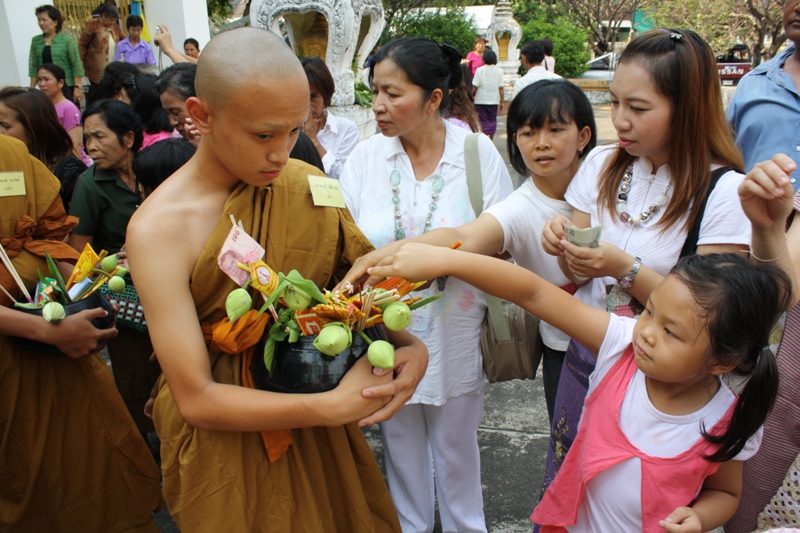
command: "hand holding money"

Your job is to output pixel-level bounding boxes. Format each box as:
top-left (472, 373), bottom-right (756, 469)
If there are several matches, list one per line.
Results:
top-left (562, 224), bottom-right (603, 281)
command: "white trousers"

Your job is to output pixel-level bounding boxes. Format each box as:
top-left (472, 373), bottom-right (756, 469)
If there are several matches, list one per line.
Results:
top-left (380, 392), bottom-right (487, 533)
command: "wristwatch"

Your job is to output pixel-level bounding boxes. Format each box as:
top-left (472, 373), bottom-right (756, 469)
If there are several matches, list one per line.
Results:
top-left (618, 257), bottom-right (642, 289)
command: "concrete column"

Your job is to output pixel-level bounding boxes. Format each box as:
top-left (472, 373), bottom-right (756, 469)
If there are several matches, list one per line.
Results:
top-left (0, 0), bottom-right (52, 88)
top-left (142, 0), bottom-right (210, 68)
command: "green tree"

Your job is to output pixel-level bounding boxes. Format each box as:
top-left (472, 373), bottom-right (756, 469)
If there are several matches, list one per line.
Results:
top-left (381, 8), bottom-right (479, 58)
top-left (521, 16), bottom-right (591, 78)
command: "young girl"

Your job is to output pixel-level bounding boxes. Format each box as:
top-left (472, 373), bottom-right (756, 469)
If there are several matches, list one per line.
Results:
top-left (340, 78), bottom-right (596, 424)
top-left (539, 28), bottom-right (751, 491)
top-left (368, 245), bottom-right (790, 533)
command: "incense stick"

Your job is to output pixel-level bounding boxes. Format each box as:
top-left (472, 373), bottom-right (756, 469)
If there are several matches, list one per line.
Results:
top-left (0, 243), bottom-right (32, 301)
top-left (0, 283), bottom-right (16, 303)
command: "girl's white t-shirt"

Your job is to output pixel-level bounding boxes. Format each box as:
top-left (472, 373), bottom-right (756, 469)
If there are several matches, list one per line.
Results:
top-left (566, 314), bottom-right (762, 533)
top-left (472, 65), bottom-right (505, 105)
top-left (340, 120), bottom-right (513, 405)
top-left (565, 145), bottom-right (751, 310)
top-left (484, 179), bottom-right (574, 350)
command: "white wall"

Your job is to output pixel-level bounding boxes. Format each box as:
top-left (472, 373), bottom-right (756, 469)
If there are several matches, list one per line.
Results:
top-left (0, 0), bottom-right (53, 88)
top-left (142, 0), bottom-right (210, 68)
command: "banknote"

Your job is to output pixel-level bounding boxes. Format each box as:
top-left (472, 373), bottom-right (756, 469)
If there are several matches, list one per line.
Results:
top-left (218, 224), bottom-right (265, 286)
top-left (563, 224), bottom-right (603, 281)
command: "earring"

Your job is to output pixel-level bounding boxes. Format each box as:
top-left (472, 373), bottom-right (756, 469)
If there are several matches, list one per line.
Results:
top-left (578, 148), bottom-right (584, 156)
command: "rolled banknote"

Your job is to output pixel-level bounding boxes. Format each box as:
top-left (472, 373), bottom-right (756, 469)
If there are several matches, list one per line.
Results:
top-left (563, 224), bottom-right (603, 281)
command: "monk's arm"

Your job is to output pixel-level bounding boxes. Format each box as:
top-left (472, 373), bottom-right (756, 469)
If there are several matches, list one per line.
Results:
top-left (126, 212), bottom-right (393, 431)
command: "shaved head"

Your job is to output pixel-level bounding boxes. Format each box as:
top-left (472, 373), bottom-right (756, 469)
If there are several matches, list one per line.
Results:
top-left (196, 27), bottom-right (306, 109)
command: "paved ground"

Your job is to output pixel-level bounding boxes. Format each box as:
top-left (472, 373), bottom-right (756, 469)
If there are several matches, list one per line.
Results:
top-left (152, 105), bottom-right (616, 532)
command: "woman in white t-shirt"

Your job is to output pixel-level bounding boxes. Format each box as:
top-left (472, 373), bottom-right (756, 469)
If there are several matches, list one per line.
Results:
top-left (339, 37), bottom-right (513, 533)
top-left (343, 79), bottom-right (596, 425)
top-left (539, 28), bottom-right (751, 495)
top-left (471, 49), bottom-right (505, 139)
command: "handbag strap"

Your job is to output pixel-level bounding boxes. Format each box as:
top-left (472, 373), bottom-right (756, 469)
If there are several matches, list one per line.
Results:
top-left (463, 133), bottom-right (512, 341)
top-left (679, 166), bottom-right (742, 258)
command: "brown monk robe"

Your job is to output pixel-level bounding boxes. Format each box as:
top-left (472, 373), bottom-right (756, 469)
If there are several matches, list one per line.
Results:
top-left (152, 159), bottom-right (401, 531)
top-left (0, 135), bottom-right (163, 532)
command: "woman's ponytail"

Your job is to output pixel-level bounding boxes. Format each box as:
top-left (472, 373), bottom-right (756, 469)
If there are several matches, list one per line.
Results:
top-left (440, 43), bottom-right (463, 91)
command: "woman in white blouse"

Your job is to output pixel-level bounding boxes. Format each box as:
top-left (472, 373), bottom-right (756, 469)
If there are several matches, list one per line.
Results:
top-left (300, 57), bottom-right (359, 180)
top-left (340, 37), bottom-right (513, 533)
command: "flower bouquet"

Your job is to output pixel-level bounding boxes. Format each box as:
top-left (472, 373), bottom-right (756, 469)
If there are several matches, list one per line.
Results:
top-left (2, 242), bottom-right (124, 356)
top-left (226, 265), bottom-right (440, 394)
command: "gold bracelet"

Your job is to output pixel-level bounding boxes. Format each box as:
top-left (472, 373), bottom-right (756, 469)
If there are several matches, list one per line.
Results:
top-left (749, 245), bottom-right (787, 263)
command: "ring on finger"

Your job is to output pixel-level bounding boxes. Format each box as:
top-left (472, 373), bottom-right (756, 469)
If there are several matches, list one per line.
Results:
top-left (581, 259), bottom-right (586, 266)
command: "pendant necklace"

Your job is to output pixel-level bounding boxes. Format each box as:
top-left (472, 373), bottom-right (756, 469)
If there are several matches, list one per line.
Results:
top-left (391, 169), bottom-right (444, 241)
top-left (615, 164), bottom-right (669, 226)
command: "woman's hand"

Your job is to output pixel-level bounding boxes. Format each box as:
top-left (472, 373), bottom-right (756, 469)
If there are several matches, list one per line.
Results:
top-left (541, 214), bottom-right (572, 256)
top-left (302, 116), bottom-right (323, 143)
top-left (335, 247), bottom-right (398, 292)
top-left (659, 507), bottom-right (702, 533)
top-left (367, 243), bottom-right (451, 283)
top-left (153, 25), bottom-right (173, 50)
top-left (358, 330), bottom-right (428, 426)
top-left (42, 308), bottom-right (118, 358)
top-left (116, 249), bottom-right (129, 270)
top-left (561, 240), bottom-right (633, 281)
top-left (739, 153), bottom-right (796, 230)
top-left (73, 86), bottom-right (83, 103)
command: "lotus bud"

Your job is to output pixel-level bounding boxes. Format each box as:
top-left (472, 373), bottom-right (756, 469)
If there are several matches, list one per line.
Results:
top-left (313, 322), bottom-right (352, 356)
top-left (42, 302), bottom-right (66, 323)
top-left (114, 267), bottom-right (129, 278)
top-left (382, 302), bottom-right (412, 331)
top-left (226, 288), bottom-right (252, 322)
top-left (107, 276), bottom-right (126, 293)
top-left (367, 340), bottom-right (395, 369)
top-left (283, 284), bottom-right (312, 311)
top-left (100, 254), bottom-right (118, 273)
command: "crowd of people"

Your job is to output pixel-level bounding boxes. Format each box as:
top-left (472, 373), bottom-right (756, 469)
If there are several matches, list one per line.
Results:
top-left (2, 1), bottom-right (800, 532)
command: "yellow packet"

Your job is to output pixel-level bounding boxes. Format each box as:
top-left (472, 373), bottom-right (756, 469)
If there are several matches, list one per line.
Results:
top-left (66, 243), bottom-right (99, 288)
top-left (249, 260), bottom-right (280, 297)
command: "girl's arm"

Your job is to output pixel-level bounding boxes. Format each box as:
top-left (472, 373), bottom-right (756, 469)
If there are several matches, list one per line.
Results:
top-left (369, 244), bottom-right (610, 354)
top-left (337, 212), bottom-right (507, 290)
top-left (659, 460), bottom-right (742, 533)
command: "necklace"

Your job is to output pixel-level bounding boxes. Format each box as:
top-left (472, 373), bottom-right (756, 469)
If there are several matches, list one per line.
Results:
top-left (615, 165), bottom-right (669, 226)
top-left (390, 169), bottom-right (444, 240)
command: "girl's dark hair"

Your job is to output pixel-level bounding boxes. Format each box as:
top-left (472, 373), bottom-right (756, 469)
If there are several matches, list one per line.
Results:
top-left (117, 71), bottom-right (173, 134)
top-left (98, 61), bottom-right (140, 100)
top-left (446, 76), bottom-right (479, 132)
top-left (598, 29), bottom-right (743, 233)
top-left (133, 138), bottom-right (196, 195)
top-left (670, 253), bottom-right (793, 463)
top-left (126, 15), bottom-right (143, 29)
top-left (290, 131), bottom-right (325, 174)
top-left (154, 63), bottom-right (197, 100)
top-left (540, 37), bottom-right (554, 56)
top-left (82, 99), bottom-right (144, 153)
top-left (507, 79), bottom-right (597, 176)
top-left (35, 5), bottom-right (63, 32)
top-left (300, 57), bottom-right (335, 108)
top-left (38, 63), bottom-right (73, 101)
top-left (0, 87), bottom-right (73, 169)
top-left (482, 49), bottom-right (498, 65)
top-left (370, 37), bottom-right (463, 112)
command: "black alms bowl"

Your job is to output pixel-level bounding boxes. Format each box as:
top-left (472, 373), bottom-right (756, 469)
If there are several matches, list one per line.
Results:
top-left (9, 290), bottom-right (116, 356)
top-left (251, 325), bottom-right (389, 394)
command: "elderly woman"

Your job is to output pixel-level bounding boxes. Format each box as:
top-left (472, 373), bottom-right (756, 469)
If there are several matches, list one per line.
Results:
top-left (300, 57), bottom-right (359, 179)
top-left (465, 36), bottom-right (487, 78)
top-left (28, 5), bottom-right (84, 103)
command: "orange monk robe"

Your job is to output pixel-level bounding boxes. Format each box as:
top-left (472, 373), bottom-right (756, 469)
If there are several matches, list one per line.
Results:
top-left (152, 159), bottom-right (401, 532)
top-left (0, 135), bottom-right (163, 532)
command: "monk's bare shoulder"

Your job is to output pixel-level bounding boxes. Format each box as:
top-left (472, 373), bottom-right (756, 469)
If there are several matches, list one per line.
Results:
top-left (127, 164), bottom-right (231, 273)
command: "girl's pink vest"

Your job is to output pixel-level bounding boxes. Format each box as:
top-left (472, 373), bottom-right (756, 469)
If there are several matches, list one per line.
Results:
top-left (532, 347), bottom-right (734, 533)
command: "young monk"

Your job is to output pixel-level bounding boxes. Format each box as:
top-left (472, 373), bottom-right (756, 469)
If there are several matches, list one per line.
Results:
top-left (125, 27), bottom-right (427, 531)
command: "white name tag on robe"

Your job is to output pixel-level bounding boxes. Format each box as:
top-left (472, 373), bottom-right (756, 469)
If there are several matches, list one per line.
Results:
top-left (308, 175), bottom-right (346, 208)
top-left (0, 172), bottom-right (26, 197)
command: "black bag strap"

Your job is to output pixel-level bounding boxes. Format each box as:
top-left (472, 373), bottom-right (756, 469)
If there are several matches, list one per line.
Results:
top-left (679, 166), bottom-right (742, 258)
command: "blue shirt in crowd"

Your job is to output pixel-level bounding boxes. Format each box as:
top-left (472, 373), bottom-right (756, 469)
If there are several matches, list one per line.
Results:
top-left (113, 37), bottom-right (156, 65)
top-left (727, 44), bottom-right (800, 190)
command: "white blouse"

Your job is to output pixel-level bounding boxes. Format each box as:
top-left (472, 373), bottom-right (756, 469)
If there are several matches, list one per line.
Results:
top-left (341, 120), bottom-right (513, 405)
top-left (317, 111), bottom-right (359, 180)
